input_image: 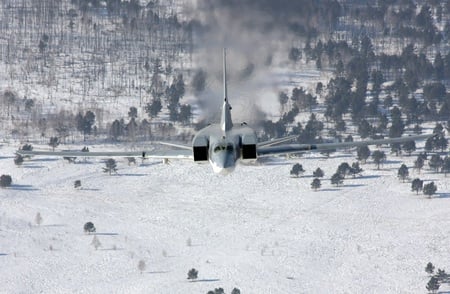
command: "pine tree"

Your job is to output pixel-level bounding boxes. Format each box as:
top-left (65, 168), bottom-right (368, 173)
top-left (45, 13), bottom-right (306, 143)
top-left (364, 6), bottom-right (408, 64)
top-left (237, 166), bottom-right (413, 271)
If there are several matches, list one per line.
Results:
top-left (414, 156), bottom-right (424, 173)
top-left (103, 158), bottom-right (118, 175)
top-left (48, 137), bottom-right (60, 151)
top-left (350, 162), bottom-right (363, 177)
top-left (426, 276), bottom-right (440, 293)
top-left (357, 145), bottom-right (371, 163)
top-left (371, 150), bottom-right (386, 169)
top-left (337, 162), bottom-right (351, 178)
top-left (423, 182), bottom-right (437, 198)
top-left (428, 155), bottom-right (443, 172)
top-left (331, 173), bottom-right (344, 187)
top-left (397, 164), bottom-right (409, 182)
top-left (411, 178), bottom-right (423, 194)
top-left (187, 268), bottom-right (198, 280)
top-left (435, 268), bottom-right (448, 282)
top-left (290, 163), bottom-right (305, 177)
top-left (441, 156), bottom-right (450, 176)
top-left (313, 167), bottom-right (324, 178)
top-left (311, 178), bottom-right (321, 191)
top-left (0, 175), bottom-right (12, 188)
top-left (402, 141), bottom-right (416, 155)
top-left (14, 155), bottom-right (24, 166)
top-left (84, 222), bottom-right (96, 234)
top-left (426, 262), bottom-right (435, 275)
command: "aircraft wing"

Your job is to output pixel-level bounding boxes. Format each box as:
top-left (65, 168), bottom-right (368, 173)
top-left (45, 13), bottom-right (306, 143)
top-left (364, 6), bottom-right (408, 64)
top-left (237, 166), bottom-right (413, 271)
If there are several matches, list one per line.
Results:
top-left (16, 149), bottom-right (193, 160)
top-left (257, 135), bottom-right (298, 147)
top-left (257, 133), bottom-right (433, 157)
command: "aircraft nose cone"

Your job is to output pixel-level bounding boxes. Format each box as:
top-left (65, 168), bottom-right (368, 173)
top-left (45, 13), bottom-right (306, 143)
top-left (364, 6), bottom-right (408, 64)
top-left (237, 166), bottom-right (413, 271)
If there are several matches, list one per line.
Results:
top-left (211, 151), bottom-right (236, 175)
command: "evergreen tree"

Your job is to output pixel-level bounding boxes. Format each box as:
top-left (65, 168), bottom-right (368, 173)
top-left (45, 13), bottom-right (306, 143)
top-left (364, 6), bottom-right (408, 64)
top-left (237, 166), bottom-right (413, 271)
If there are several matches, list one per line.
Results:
top-left (0, 175), bottom-right (12, 188)
top-left (425, 262), bottom-right (435, 275)
top-left (426, 276), bottom-right (440, 293)
top-left (187, 268), bottom-right (198, 280)
top-left (311, 178), bottom-right (321, 191)
top-left (389, 106), bottom-right (404, 138)
top-left (423, 182), bottom-right (437, 198)
top-left (337, 162), bottom-right (351, 178)
top-left (14, 155), bottom-right (24, 166)
top-left (357, 145), bottom-right (371, 163)
top-left (357, 119), bottom-right (372, 139)
top-left (414, 156), bottom-right (425, 174)
top-left (110, 119), bottom-right (124, 141)
top-left (428, 155), bottom-right (443, 172)
top-left (331, 173), bottom-right (344, 187)
top-left (84, 222), bottom-right (96, 234)
top-left (371, 150), bottom-right (386, 169)
top-left (411, 178), bottom-right (423, 194)
top-left (397, 164), bottom-right (409, 182)
top-left (402, 141), bottom-right (416, 155)
top-left (231, 288), bottom-right (241, 294)
top-left (290, 163), bottom-right (305, 177)
top-left (436, 268), bottom-right (448, 282)
top-left (48, 137), bottom-right (60, 151)
top-left (128, 106), bottom-right (138, 119)
top-left (442, 156), bottom-right (450, 176)
top-left (179, 104), bottom-right (192, 125)
top-left (103, 158), bottom-right (118, 175)
top-left (313, 167), bottom-right (324, 178)
top-left (145, 99), bottom-right (162, 118)
top-left (350, 162), bottom-right (363, 177)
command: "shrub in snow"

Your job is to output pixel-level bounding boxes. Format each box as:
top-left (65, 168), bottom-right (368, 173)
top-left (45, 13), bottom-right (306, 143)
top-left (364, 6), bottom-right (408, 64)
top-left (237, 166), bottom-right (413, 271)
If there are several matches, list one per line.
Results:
top-left (187, 268), bottom-right (198, 280)
top-left (91, 235), bottom-right (101, 250)
top-left (425, 262), bottom-right (435, 275)
top-left (0, 175), bottom-right (12, 188)
top-left (14, 155), bottom-right (24, 166)
top-left (35, 212), bottom-right (43, 226)
top-left (84, 222), bottom-right (96, 234)
top-left (311, 178), bottom-right (321, 191)
top-left (138, 260), bottom-right (146, 273)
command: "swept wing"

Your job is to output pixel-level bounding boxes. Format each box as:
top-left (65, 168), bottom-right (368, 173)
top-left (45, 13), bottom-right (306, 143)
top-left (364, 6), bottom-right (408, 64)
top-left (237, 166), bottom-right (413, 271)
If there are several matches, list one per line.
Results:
top-left (257, 133), bottom-right (433, 156)
top-left (16, 149), bottom-right (193, 160)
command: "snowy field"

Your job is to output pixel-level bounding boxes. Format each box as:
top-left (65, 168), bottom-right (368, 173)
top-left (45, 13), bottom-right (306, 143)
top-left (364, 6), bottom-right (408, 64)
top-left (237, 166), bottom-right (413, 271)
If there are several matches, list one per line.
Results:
top-left (1, 142), bottom-right (449, 293)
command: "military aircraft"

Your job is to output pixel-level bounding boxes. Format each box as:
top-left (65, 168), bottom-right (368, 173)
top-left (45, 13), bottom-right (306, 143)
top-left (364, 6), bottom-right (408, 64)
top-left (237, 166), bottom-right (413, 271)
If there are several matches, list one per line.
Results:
top-left (17, 49), bottom-right (432, 175)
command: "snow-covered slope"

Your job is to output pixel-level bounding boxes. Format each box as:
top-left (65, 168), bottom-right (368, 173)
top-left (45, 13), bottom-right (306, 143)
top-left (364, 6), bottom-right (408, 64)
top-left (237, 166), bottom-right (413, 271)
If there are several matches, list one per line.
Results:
top-left (0, 142), bottom-right (448, 293)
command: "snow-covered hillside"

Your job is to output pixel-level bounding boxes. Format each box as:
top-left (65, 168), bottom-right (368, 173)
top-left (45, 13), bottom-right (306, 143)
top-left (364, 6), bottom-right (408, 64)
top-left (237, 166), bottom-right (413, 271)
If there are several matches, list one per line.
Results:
top-left (0, 142), bottom-right (448, 293)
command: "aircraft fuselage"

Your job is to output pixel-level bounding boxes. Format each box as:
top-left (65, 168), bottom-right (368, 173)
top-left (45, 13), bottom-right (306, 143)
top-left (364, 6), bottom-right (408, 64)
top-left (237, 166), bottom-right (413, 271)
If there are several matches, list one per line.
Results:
top-left (194, 123), bottom-right (256, 175)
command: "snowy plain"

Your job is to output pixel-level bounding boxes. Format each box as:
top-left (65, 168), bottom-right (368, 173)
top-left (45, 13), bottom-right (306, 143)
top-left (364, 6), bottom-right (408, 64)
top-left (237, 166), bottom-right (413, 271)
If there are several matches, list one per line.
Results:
top-left (0, 140), bottom-right (449, 293)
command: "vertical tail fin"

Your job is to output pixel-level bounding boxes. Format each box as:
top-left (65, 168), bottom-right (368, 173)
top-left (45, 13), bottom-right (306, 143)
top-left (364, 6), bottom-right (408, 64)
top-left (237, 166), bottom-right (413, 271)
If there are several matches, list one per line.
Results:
top-left (221, 48), bottom-right (233, 132)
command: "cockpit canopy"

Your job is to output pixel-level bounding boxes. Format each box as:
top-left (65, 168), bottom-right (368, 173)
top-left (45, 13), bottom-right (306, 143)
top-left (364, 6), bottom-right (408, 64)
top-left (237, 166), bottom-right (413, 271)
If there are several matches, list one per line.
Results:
top-left (213, 143), bottom-right (234, 153)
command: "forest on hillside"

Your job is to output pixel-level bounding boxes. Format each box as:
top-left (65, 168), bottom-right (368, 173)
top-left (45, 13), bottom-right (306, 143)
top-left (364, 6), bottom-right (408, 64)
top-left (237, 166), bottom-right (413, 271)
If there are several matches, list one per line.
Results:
top-left (0, 0), bottom-right (449, 154)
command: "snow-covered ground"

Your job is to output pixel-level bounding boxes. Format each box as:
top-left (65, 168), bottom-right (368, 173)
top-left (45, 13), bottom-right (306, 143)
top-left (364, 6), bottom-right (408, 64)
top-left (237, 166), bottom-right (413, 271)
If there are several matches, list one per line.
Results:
top-left (0, 141), bottom-right (448, 293)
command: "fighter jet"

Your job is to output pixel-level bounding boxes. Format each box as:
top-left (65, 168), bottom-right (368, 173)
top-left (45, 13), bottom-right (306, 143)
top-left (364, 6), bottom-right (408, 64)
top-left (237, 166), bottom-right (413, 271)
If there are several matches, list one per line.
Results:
top-left (17, 49), bottom-right (432, 175)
